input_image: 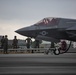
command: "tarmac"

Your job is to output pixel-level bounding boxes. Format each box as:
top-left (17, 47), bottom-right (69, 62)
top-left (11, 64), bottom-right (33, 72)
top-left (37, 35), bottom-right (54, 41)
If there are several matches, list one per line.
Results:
top-left (0, 49), bottom-right (76, 75)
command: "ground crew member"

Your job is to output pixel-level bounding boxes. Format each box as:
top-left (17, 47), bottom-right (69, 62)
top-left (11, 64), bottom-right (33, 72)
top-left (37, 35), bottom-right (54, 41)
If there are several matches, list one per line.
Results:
top-left (0, 36), bottom-right (4, 49)
top-left (12, 36), bottom-right (18, 49)
top-left (49, 42), bottom-right (55, 54)
top-left (34, 39), bottom-right (40, 48)
top-left (3, 35), bottom-right (8, 54)
top-left (51, 42), bottom-right (55, 48)
top-left (25, 37), bottom-right (32, 49)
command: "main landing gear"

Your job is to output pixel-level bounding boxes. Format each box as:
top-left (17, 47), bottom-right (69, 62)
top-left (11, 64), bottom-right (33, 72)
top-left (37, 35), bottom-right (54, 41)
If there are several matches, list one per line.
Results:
top-left (53, 41), bottom-right (72, 55)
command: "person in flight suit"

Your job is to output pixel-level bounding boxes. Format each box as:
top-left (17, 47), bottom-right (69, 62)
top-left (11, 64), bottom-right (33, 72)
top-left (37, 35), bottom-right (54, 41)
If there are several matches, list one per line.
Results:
top-left (12, 36), bottom-right (18, 49)
top-left (3, 35), bottom-right (8, 54)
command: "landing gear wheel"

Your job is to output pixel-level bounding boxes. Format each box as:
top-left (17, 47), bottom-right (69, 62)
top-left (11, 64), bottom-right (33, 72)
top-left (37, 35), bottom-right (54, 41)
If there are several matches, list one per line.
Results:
top-left (53, 49), bottom-right (60, 55)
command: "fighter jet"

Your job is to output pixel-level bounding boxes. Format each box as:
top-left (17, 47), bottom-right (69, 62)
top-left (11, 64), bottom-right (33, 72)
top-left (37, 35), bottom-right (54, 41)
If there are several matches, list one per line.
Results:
top-left (15, 17), bottom-right (76, 55)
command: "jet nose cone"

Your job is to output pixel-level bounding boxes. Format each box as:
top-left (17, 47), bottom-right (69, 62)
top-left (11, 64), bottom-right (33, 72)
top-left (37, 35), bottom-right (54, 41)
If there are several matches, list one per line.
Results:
top-left (15, 25), bottom-right (37, 37)
top-left (15, 27), bottom-right (29, 36)
top-left (15, 29), bottom-right (22, 34)
top-left (15, 30), bottom-right (19, 33)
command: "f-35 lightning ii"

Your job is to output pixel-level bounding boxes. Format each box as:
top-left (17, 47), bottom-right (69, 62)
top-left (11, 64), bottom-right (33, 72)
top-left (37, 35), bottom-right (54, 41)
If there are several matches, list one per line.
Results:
top-left (15, 17), bottom-right (76, 55)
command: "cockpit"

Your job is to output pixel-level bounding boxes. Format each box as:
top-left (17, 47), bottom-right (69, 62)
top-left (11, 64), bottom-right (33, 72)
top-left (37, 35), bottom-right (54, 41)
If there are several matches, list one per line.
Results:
top-left (35, 17), bottom-right (60, 26)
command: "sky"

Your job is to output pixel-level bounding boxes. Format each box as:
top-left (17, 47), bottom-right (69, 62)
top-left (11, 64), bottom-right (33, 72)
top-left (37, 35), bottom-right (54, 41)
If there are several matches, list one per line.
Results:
top-left (0, 0), bottom-right (76, 40)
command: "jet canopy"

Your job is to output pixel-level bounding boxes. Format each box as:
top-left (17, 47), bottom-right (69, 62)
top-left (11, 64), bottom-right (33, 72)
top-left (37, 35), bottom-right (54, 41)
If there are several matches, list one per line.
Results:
top-left (35, 17), bottom-right (59, 26)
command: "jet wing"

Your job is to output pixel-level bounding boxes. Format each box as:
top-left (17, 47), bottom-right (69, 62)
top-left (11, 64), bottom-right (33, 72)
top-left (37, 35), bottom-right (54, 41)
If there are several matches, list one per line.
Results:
top-left (36, 35), bottom-right (60, 43)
